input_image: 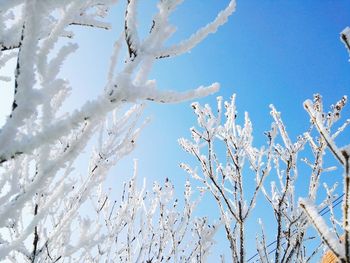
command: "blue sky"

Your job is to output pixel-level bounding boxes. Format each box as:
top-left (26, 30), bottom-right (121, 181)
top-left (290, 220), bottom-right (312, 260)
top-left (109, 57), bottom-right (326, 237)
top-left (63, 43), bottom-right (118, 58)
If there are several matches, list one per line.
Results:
top-left (1, 0), bottom-right (350, 261)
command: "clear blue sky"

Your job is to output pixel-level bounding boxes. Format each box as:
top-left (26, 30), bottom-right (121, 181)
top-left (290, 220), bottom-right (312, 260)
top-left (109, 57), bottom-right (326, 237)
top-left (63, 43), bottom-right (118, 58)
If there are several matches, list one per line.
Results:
top-left (1, 0), bottom-right (350, 261)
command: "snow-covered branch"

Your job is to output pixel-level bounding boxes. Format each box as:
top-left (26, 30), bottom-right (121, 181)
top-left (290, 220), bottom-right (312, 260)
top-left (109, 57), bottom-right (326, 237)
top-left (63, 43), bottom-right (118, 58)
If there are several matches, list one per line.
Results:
top-left (180, 95), bottom-right (274, 263)
top-left (0, 0), bottom-right (235, 261)
top-left (181, 93), bottom-right (349, 262)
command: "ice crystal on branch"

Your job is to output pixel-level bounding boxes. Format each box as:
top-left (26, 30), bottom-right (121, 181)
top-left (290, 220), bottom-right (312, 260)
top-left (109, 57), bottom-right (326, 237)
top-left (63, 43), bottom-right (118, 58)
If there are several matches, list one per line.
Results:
top-left (180, 93), bottom-right (350, 262)
top-left (0, 0), bottom-right (235, 261)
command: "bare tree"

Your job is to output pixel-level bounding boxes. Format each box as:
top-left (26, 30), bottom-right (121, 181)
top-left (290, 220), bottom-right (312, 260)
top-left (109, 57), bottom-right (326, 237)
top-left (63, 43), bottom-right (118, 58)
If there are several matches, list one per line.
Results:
top-left (0, 0), bottom-right (236, 261)
top-left (179, 95), bottom-right (273, 262)
top-left (179, 28), bottom-right (350, 261)
top-left (180, 92), bottom-right (349, 263)
top-left (175, 19), bottom-right (350, 263)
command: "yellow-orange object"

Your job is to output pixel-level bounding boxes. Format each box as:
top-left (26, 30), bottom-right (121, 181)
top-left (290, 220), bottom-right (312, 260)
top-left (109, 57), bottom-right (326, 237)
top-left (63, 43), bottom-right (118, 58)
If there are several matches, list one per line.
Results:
top-left (320, 250), bottom-right (338, 263)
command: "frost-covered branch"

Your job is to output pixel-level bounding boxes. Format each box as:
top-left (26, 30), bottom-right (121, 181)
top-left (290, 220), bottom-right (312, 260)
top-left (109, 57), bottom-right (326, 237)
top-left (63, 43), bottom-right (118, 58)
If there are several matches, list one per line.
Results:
top-left (181, 94), bottom-right (348, 262)
top-left (341, 27), bottom-right (350, 58)
top-left (0, 0), bottom-right (235, 261)
top-left (0, 0), bottom-right (235, 165)
top-left (180, 95), bottom-right (274, 262)
top-left (301, 93), bottom-right (350, 263)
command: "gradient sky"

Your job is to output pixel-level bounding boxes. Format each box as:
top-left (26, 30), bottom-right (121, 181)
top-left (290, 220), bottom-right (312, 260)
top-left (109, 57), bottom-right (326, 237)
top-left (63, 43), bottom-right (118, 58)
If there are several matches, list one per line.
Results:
top-left (1, 0), bottom-right (350, 261)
